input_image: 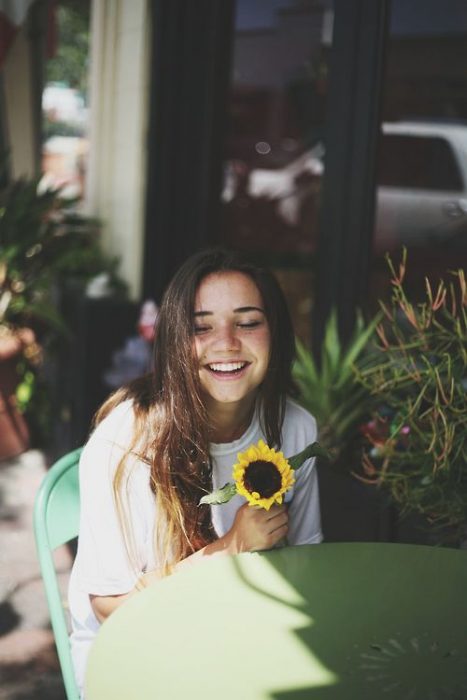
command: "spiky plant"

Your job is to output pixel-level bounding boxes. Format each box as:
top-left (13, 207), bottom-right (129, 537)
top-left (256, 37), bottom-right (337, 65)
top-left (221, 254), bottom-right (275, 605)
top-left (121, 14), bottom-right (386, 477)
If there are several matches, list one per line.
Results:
top-left (293, 309), bottom-right (381, 465)
top-left (355, 250), bottom-right (467, 540)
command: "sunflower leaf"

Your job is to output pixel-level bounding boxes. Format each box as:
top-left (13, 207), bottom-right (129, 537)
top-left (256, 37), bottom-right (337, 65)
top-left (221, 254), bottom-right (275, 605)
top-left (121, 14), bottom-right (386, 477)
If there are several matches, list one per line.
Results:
top-left (288, 442), bottom-right (330, 470)
top-left (199, 482), bottom-right (237, 506)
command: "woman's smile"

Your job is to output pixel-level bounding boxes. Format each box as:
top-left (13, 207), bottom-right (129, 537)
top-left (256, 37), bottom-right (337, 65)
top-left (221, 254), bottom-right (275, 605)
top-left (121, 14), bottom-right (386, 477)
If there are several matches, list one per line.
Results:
top-left (204, 360), bottom-right (251, 379)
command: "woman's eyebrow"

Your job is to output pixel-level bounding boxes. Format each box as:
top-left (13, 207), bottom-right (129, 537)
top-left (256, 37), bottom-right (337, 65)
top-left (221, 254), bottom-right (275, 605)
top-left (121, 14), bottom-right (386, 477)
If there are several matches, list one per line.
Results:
top-left (234, 306), bottom-right (265, 314)
top-left (193, 306), bottom-right (265, 316)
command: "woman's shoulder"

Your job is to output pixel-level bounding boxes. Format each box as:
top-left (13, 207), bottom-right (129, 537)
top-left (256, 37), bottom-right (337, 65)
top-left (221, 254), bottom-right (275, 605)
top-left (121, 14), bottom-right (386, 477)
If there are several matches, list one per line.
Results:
top-left (79, 399), bottom-right (150, 481)
top-left (89, 399), bottom-right (136, 447)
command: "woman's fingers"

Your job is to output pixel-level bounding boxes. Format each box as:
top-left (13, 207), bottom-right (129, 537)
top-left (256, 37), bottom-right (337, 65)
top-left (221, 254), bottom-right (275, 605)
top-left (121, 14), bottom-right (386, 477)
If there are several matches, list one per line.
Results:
top-left (250, 504), bottom-right (288, 537)
top-left (267, 509), bottom-right (288, 535)
top-left (264, 505), bottom-right (288, 528)
top-left (270, 523), bottom-right (288, 541)
top-left (265, 504), bottom-right (287, 519)
top-left (229, 502), bottom-right (289, 552)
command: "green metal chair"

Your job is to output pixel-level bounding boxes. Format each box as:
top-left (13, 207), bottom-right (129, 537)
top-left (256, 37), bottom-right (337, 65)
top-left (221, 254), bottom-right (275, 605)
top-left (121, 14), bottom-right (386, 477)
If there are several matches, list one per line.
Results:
top-left (33, 447), bottom-right (83, 700)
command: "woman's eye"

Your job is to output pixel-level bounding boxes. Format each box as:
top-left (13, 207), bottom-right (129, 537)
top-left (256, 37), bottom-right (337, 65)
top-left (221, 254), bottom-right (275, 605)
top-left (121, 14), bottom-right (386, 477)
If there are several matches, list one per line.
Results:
top-left (194, 325), bottom-right (210, 335)
top-left (238, 320), bottom-right (261, 329)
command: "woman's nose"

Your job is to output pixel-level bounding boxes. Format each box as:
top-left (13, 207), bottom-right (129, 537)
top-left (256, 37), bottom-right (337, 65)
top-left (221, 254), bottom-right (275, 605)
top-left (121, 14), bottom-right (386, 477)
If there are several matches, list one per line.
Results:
top-left (212, 326), bottom-right (241, 351)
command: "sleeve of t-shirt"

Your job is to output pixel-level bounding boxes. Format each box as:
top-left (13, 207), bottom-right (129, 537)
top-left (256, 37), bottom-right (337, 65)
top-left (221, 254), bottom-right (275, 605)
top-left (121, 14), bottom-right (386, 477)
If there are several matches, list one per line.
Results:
top-left (284, 401), bottom-right (323, 545)
top-left (287, 456), bottom-right (323, 545)
top-left (74, 402), bottom-right (152, 596)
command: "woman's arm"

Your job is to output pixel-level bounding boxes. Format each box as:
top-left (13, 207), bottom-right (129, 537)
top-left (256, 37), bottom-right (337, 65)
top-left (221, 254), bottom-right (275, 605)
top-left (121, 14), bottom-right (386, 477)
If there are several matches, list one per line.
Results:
top-left (90, 591), bottom-right (136, 623)
top-left (90, 503), bottom-right (288, 622)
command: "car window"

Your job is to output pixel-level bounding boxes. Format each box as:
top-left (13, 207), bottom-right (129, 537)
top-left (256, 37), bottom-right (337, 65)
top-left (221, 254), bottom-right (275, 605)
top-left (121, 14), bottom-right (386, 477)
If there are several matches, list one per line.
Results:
top-left (377, 133), bottom-right (464, 192)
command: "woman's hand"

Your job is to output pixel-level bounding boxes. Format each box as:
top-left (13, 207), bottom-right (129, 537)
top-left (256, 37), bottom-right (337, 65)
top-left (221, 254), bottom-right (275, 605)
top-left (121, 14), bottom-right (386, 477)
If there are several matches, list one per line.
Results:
top-left (225, 502), bottom-right (288, 554)
top-left (175, 503), bottom-right (288, 574)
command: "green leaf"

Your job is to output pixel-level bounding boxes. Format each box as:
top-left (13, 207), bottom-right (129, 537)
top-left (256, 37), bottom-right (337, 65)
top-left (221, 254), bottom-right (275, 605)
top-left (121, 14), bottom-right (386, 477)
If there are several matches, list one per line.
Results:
top-left (338, 311), bottom-right (381, 384)
top-left (16, 380), bottom-right (32, 405)
top-left (199, 482), bottom-right (237, 506)
top-left (20, 301), bottom-right (71, 337)
top-left (321, 310), bottom-right (341, 387)
top-left (294, 338), bottom-right (319, 385)
top-left (288, 442), bottom-right (331, 469)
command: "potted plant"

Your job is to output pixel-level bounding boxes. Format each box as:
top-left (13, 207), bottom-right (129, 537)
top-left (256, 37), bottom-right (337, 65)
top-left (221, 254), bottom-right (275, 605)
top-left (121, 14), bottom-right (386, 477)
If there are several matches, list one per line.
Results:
top-left (355, 250), bottom-right (467, 546)
top-left (292, 310), bottom-right (393, 541)
top-left (0, 175), bottom-right (125, 458)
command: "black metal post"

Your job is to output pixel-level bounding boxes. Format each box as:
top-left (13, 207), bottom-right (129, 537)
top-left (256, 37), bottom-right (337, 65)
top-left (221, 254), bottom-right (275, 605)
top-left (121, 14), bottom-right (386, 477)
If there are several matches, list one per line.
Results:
top-left (313, 0), bottom-right (390, 350)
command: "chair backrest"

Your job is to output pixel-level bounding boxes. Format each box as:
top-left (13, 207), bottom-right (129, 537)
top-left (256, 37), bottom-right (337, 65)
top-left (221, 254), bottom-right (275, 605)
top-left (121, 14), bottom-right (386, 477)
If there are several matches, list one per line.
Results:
top-left (33, 448), bottom-right (83, 700)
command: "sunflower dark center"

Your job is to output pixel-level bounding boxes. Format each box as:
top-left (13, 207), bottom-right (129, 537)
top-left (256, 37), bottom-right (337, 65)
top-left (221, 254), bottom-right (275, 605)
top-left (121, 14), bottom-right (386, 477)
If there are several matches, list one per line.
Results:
top-left (243, 460), bottom-right (282, 498)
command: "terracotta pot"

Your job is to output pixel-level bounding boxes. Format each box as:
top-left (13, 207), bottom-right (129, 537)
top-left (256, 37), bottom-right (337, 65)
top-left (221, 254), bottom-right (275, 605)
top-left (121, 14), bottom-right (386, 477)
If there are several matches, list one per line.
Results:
top-left (0, 343), bottom-right (29, 462)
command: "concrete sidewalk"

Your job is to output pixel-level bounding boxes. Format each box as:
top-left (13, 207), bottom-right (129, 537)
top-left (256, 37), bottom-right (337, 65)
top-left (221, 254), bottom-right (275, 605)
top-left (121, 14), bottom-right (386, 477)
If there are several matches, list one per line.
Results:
top-left (0, 450), bottom-right (72, 699)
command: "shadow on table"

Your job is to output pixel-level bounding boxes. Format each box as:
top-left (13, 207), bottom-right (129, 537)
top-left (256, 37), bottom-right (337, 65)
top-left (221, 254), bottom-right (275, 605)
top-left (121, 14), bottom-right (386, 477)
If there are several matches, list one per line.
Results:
top-left (231, 543), bottom-right (467, 700)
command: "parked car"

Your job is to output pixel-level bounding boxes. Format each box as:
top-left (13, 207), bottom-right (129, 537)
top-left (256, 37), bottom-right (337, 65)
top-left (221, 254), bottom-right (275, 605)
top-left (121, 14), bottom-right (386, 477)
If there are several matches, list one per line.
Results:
top-left (376, 121), bottom-right (467, 253)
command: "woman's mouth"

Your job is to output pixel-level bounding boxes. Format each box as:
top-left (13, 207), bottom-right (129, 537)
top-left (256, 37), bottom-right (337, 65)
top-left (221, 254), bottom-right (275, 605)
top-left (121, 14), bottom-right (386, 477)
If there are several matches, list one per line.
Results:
top-left (205, 361), bottom-right (249, 378)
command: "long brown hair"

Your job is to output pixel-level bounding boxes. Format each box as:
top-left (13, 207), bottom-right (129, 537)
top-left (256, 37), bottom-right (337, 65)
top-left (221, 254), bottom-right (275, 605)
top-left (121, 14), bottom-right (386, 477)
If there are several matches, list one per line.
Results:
top-left (94, 248), bottom-right (296, 574)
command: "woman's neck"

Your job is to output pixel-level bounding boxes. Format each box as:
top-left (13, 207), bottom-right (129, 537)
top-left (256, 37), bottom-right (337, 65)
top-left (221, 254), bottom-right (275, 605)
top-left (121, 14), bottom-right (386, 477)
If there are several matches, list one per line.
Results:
top-left (207, 399), bottom-right (256, 444)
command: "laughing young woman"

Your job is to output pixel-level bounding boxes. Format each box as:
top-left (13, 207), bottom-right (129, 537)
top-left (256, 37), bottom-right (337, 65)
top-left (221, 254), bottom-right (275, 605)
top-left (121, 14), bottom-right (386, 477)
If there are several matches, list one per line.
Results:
top-left (68, 248), bottom-right (322, 694)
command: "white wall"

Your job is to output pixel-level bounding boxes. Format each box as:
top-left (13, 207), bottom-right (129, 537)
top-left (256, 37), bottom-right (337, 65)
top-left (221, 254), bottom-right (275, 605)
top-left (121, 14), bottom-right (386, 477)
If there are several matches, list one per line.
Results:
top-left (85, 0), bottom-right (150, 299)
top-left (3, 25), bottom-right (38, 179)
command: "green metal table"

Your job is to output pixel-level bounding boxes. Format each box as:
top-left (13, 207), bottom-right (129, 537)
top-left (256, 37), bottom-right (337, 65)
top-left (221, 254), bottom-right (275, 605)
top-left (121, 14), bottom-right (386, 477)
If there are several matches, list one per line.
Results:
top-left (85, 543), bottom-right (467, 699)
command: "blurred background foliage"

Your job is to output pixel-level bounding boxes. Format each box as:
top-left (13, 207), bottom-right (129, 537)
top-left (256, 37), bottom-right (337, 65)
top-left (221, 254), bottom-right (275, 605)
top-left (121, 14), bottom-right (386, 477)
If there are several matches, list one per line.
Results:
top-left (0, 172), bottom-right (127, 445)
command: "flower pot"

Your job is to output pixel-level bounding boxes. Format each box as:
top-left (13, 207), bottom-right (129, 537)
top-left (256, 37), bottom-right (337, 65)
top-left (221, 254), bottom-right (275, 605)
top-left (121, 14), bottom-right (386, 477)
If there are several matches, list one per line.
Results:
top-left (0, 343), bottom-right (29, 462)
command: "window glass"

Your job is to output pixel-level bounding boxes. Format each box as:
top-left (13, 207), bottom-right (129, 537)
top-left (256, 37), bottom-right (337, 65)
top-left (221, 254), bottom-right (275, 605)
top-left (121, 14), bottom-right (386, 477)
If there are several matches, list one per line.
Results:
top-left (371, 0), bottom-right (467, 303)
top-left (378, 134), bottom-right (463, 191)
top-left (219, 0), bottom-right (333, 346)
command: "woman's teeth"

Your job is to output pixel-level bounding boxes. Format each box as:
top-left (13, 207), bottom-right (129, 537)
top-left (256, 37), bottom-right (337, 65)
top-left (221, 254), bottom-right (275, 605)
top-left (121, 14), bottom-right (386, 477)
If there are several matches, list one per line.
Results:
top-left (208, 362), bottom-right (246, 373)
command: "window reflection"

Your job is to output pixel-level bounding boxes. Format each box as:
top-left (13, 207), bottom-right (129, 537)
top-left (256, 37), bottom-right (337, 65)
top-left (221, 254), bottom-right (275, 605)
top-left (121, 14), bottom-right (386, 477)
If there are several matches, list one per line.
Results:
top-left (220, 0), bottom-right (333, 344)
top-left (374, 123), bottom-right (467, 257)
top-left (371, 0), bottom-right (467, 302)
top-left (378, 132), bottom-right (463, 192)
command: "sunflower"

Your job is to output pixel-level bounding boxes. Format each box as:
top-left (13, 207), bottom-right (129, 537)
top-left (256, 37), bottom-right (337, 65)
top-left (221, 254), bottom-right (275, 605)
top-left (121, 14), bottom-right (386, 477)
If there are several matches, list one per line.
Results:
top-left (198, 439), bottom-right (327, 507)
top-left (233, 439), bottom-right (295, 511)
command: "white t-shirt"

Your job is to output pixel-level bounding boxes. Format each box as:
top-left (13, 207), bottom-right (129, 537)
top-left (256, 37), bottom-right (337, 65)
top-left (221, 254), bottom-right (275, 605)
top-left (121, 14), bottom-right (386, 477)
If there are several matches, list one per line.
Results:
top-left (68, 397), bottom-right (322, 694)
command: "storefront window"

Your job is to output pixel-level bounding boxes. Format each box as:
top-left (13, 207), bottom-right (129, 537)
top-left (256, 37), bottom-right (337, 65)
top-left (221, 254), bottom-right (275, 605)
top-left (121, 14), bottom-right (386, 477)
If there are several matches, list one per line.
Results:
top-left (220, 0), bottom-right (334, 345)
top-left (371, 0), bottom-right (467, 302)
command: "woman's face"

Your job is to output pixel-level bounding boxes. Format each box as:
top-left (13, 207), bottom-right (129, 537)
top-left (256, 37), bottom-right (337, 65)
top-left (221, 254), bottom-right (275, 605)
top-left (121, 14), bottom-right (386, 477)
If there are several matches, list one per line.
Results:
top-left (193, 271), bottom-right (271, 415)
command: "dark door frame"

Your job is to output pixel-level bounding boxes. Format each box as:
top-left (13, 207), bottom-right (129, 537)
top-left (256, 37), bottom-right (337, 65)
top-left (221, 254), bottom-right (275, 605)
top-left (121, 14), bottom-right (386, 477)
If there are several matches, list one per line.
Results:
top-left (143, 0), bottom-right (235, 301)
top-left (313, 0), bottom-right (390, 348)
